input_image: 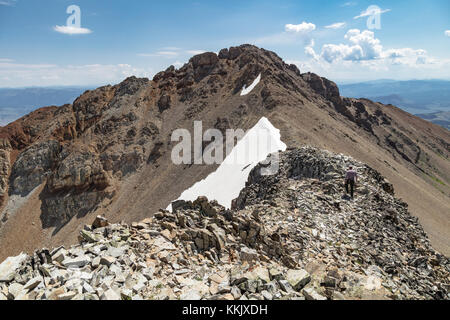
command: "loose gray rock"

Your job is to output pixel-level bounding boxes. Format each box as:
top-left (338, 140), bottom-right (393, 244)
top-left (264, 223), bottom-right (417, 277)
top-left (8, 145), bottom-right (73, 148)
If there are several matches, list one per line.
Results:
top-left (286, 269), bottom-right (311, 291)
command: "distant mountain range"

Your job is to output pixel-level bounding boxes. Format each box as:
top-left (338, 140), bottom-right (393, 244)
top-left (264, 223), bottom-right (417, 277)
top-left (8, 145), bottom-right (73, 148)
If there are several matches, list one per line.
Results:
top-left (1, 80), bottom-right (449, 130)
top-left (0, 87), bottom-right (91, 126)
top-left (338, 80), bottom-right (450, 129)
top-left (416, 111), bottom-right (450, 130)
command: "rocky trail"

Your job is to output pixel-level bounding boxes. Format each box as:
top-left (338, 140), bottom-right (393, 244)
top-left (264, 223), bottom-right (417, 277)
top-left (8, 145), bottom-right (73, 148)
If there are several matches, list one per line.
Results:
top-left (1, 147), bottom-right (448, 300)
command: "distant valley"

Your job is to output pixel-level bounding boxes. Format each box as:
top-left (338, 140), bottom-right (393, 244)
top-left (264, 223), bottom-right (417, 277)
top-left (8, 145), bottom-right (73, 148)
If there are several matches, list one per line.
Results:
top-left (339, 80), bottom-right (450, 129)
top-left (0, 87), bottom-right (91, 126)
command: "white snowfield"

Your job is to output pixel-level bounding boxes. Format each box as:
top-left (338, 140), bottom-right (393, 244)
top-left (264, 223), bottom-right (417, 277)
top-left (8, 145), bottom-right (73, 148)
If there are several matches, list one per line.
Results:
top-left (167, 117), bottom-right (287, 211)
top-left (240, 73), bottom-right (261, 96)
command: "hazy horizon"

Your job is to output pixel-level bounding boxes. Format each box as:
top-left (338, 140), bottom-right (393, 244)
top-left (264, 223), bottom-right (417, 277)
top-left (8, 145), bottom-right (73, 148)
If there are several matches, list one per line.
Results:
top-left (1, 77), bottom-right (450, 90)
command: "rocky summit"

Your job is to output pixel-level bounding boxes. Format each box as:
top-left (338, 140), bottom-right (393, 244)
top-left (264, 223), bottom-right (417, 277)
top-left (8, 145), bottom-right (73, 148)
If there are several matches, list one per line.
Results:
top-left (0, 147), bottom-right (448, 300)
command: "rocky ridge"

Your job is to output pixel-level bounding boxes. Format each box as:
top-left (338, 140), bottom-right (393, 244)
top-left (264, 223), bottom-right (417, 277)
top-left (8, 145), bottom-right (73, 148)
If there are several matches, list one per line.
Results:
top-left (0, 44), bottom-right (449, 260)
top-left (0, 147), bottom-right (448, 300)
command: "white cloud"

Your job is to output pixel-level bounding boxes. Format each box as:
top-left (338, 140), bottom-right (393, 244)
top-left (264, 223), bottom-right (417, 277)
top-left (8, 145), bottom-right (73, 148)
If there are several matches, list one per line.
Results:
top-left (325, 22), bottom-right (346, 29)
top-left (138, 51), bottom-right (178, 58)
top-left (316, 29), bottom-right (431, 66)
top-left (0, 62), bottom-right (152, 87)
top-left (354, 6), bottom-right (391, 19)
top-left (138, 49), bottom-right (206, 58)
top-left (319, 29), bottom-right (382, 62)
top-left (0, 0), bottom-right (16, 6)
top-left (305, 46), bottom-right (320, 61)
top-left (341, 2), bottom-right (357, 7)
top-left (292, 55), bottom-right (450, 82)
top-left (256, 22), bottom-right (315, 46)
top-left (295, 28), bottom-right (450, 81)
top-left (0, 58), bottom-right (14, 62)
top-left (285, 22), bottom-right (316, 33)
top-left (160, 46), bottom-right (181, 51)
top-left (345, 29), bottom-right (383, 59)
top-left (156, 51), bottom-right (179, 57)
top-left (321, 43), bottom-right (362, 63)
top-left (53, 25), bottom-right (92, 35)
top-left (186, 50), bottom-right (206, 55)
top-left (172, 61), bottom-right (184, 68)
top-left (445, 30), bottom-right (450, 37)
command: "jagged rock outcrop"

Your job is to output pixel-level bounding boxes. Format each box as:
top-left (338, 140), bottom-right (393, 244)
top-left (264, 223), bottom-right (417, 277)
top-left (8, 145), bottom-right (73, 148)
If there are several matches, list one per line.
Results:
top-left (9, 140), bottom-right (61, 196)
top-left (39, 145), bottom-right (114, 228)
top-left (0, 147), bottom-right (448, 300)
top-left (0, 139), bottom-right (11, 204)
top-left (47, 146), bottom-right (110, 193)
top-left (41, 189), bottom-right (114, 229)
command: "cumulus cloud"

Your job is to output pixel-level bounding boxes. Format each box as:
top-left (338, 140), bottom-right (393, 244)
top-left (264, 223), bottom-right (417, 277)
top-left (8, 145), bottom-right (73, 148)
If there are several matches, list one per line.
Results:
top-left (285, 22), bottom-right (316, 33)
top-left (325, 22), bottom-right (346, 29)
top-left (317, 29), bottom-right (427, 66)
top-left (296, 28), bottom-right (450, 81)
top-left (319, 29), bottom-right (382, 62)
top-left (345, 29), bottom-right (383, 59)
top-left (254, 21), bottom-right (316, 46)
top-left (304, 28), bottom-right (439, 68)
top-left (445, 30), bottom-right (450, 37)
top-left (53, 25), bottom-right (92, 35)
top-left (321, 44), bottom-right (362, 63)
top-left (354, 6), bottom-right (391, 19)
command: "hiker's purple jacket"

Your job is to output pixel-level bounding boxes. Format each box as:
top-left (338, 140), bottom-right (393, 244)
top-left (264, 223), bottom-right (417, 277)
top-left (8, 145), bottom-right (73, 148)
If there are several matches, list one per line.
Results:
top-left (346, 170), bottom-right (357, 181)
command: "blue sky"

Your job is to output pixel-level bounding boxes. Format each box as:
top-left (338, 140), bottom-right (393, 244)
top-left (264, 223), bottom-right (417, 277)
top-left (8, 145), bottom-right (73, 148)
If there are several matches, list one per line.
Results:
top-left (0, 0), bottom-right (449, 87)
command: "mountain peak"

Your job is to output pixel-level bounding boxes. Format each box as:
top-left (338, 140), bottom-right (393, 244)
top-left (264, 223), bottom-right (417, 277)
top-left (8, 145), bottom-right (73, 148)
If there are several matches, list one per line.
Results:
top-left (0, 44), bottom-right (448, 268)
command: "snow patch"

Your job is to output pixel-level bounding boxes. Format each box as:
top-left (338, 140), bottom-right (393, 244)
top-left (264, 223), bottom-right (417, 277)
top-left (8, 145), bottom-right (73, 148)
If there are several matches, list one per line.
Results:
top-left (240, 73), bottom-right (261, 96)
top-left (167, 117), bottom-right (286, 210)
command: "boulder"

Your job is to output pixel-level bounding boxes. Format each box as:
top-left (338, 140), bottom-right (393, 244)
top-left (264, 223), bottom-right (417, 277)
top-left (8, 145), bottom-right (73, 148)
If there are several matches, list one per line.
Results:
top-left (303, 287), bottom-right (327, 300)
top-left (7, 283), bottom-right (24, 299)
top-left (286, 269), bottom-right (311, 291)
top-left (158, 94), bottom-right (171, 112)
top-left (92, 216), bottom-right (109, 229)
top-left (0, 253), bottom-right (28, 282)
top-left (101, 288), bottom-right (121, 300)
top-left (62, 256), bottom-right (90, 268)
top-left (240, 246), bottom-right (259, 264)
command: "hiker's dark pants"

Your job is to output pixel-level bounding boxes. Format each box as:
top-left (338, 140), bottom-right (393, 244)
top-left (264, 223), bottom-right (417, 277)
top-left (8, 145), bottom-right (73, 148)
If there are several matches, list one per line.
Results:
top-left (345, 179), bottom-right (355, 198)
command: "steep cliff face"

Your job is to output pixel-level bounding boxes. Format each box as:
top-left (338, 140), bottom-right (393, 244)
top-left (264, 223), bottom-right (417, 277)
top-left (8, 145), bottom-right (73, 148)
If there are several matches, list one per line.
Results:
top-left (0, 139), bottom-right (10, 205)
top-left (0, 44), bottom-right (449, 260)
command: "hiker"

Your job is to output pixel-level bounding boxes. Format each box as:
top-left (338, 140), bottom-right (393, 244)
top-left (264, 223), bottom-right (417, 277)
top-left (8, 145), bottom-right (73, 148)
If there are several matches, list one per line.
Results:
top-left (345, 166), bottom-right (358, 199)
